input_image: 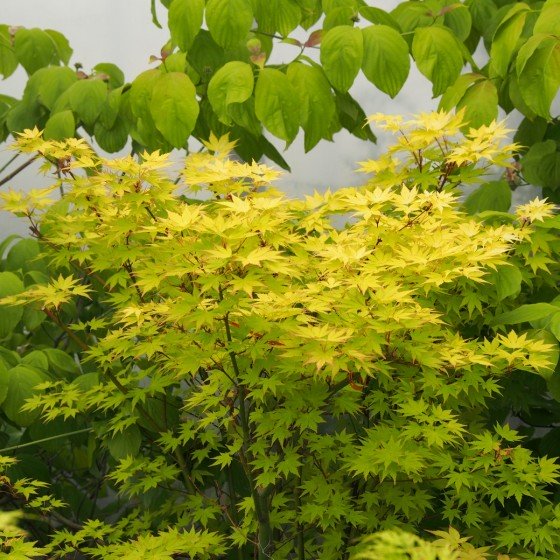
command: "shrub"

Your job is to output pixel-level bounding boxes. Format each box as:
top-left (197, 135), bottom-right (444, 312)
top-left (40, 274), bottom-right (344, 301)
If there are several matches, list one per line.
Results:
top-left (1, 114), bottom-right (559, 559)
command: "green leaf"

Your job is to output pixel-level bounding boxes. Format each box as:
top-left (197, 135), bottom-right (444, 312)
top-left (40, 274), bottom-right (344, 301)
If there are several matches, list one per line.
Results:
top-left (107, 425), bottom-right (142, 459)
top-left (45, 29), bottom-right (73, 65)
top-left (255, 68), bottom-right (300, 143)
top-left (320, 25), bottom-right (363, 92)
top-left (67, 79), bottom-right (108, 127)
top-left (534, 0), bottom-right (560, 35)
top-left (334, 90), bottom-right (376, 142)
top-left (466, 0), bottom-right (497, 35)
top-left (359, 6), bottom-right (401, 30)
top-left (443, 3), bottom-right (472, 42)
top-left (0, 25), bottom-right (18, 79)
top-left (26, 66), bottom-right (78, 110)
top-left (43, 348), bottom-right (80, 378)
top-left (150, 72), bottom-right (199, 148)
top-left (44, 110), bottom-right (75, 141)
top-left (2, 365), bottom-right (47, 426)
top-left (361, 25), bottom-right (410, 98)
top-left (463, 180), bottom-right (511, 214)
top-left (548, 312), bottom-right (560, 341)
top-left (521, 140), bottom-right (560, 190)
top-left (129, 69), bottom-right (160, 118)
top-left (13, 28), bottom-right (58, 75)
top-left (99, 87), bottom-right (123, 129)
top-left (94, 117), bottom-right (129, 153)
top-left (456, 79), bottom-right (498, 128)
top-left (5, 98), bottom-right (43, 133)
top-left (287, 63), bottom-right (336, 152)
top-left (0, 360), bottom-right (8, 406)
top-left (412, 26), bottom-right (463, 96)
top-left (22, 350), bottom-right (49, 371)
top-left (489, 3), bottom-right (529, 77)
top-left (492, 303), bottom-right (560, 326)
top-left (0, 272), bottom-right (24, 339)
top-left (439, 72), bottom-right (483, 111)
top-left (254, 0), bottom-right (302, 36)
top-left (93, 62), bottom-right (125, 89)
top-left (548, 372), bottom-right (560, 401)
top-left (168, 0), bottom-right (205, 51)
top-left (187, 30), bottom-right (226, 79)
top-left (490, 265), bottom-right (523, 300)
top-left (324, 7), bottom-right (357, 31)
top-left (208, 61), bottom-right (254, 124)
top-left (391, 1), bottom-right (435, 35)
top-left (516, 35), bottom-right (560, 119)
top-left (206, 0), bottom-right (253, 48)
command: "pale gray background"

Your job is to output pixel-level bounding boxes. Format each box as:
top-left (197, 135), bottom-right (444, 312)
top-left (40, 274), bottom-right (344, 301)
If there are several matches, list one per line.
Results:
top-left (0, 1), bottom-right (539, 236)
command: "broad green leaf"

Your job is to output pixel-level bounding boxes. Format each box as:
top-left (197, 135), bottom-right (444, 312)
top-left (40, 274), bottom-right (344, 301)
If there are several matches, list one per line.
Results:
top-left (94, 117), bottom-right (129, 153)
top-left (391, 1), bottom-right (435, 35)
top-left (359, 6), bottom-right (401, 30)
top-left (466, 0), bottom-right (497, 35)
top-left (324, 7), bottom-right (357, 31)
top-left (254, 0), bottom-right (302, 36)
top-left (150, 72), bottom-right (199, 148)
top-left (22, 305), bottom-right (44, 332)
top-left (26, 66), bottom-right (78, 110)
top-left (67, 79), bottom-right (108, 127)
top-left (107, 425), bottom-right (142, 459)
top-left (0, 360), bottom-right (8, 406)
top-left (0, 25), bottom-right (18, 79)
top-left (361, 25), bottom-right (410, 98)
top-left (207, 61), bottom-right (254, 124)
top-left (22, 350), bottom-right (49, 371)
top-left (229, 98), bottom-right (262, 136)
top-left (514, 116), bottom-right (548, 152)
top-left (490, 3), bottom-right (529, 77)
top-left (322, 0), bottom-right (357, 11)
top-left (548, 372), bottom-right (560, 401)
top-left (129, 69), bottom-right (160, 117)
top-left (44, 110), bottom-right (75, 141)
top-left (162, 52), bottom-right (187, 74)
top-left (521, 140), bottom-right (560, 190)
top-left (71, 371), bottom-right (100, 392)
top-left (443, 3), bottom-right (472, 42)
top-left (93, 62), bottom-right (125, 89)
top-left (456, 79), bottom-right (498, 127)
top-left (439, 73), bottom-right (483, 111)
top-left (533, 0), bottom-right (560, 36)
top-left (13, 28), bottom-right (58, 75)
top-left (412, 26), bottom-right (463, 96)
top-left (463, 180), bottom-right (511, 214)
top-left (5, 98), bottom-right (43, 133)
top-left (490, 265), bottom-right (523, 300)
top-left (516, 35), bottom-right (560, 119)
top-left (0, 272), bottom-right (25, 341)
top-left (206, 0), bottom-right (253, 48)
top-left (99, 87), bottom-right (123, 129)
top-left (2, 365), bottom-right (47, 426)
top-left (299, 0), bottom-right (322, 29)
top-left (320, 25), bottom-right (363, 92)
top-left (187, 30), bottom-right (226, 78)
top-left (6, 239), bottom-right (45, 274)
top-left (548, 312), bottom-right (560, 341)
top-left (287, 63), bottom-right (336, 152)
top-left (168, 0), bottom-right (204, 51)
top-left (492, 303), bottom-right (560, 326)
top-left (44, 348), bottom-right (80, 378)
top-left (334, 90), bottom-right (376, 142)
top-left (45, 29), bottom-right (73, 65)
top-left (255, 68), bottom-right (300, 143)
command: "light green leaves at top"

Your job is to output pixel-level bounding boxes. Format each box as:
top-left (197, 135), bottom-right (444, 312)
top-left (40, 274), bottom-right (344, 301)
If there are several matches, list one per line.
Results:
top-left (67, 79), bottom-right (108, 127)
top-left (255, 68), bottom-right (300, 143)
top-left (412, 26), bottom-right (463, 97)
top-left (287, 63), bottom-right (337, 152)
top-left (208, 61), bottom-right (254, 124)
top-left (0, 25), bottom-right (18, 79)
top-left (168, 0), bottom-right (204, 51)
top-left (320, 25), bottom-right (363, 92)
top-left (361, 25), bottom-right (410, 98)
top-left (490, 3), bottom-right (530, 78)
top-left (254, 0), bottom-right (302, 36)
top-left (13, 28), bottom-right (58, 75)
top-left (0, 272), bottom-right (24, 339)
top-left (206, 0), bottom-right (253, 48)
top-left (516, 35), bottom-right (560, 119)
top-left (150, 72), bottom-right (199, 148)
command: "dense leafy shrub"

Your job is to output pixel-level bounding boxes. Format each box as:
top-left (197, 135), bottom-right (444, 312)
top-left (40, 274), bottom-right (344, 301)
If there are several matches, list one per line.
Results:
top-left (1, 114), bottom-right (560, 559)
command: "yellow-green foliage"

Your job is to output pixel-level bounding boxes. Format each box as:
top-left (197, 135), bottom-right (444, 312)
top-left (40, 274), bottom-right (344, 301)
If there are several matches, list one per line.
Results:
top-left (1, 113), bottom-right (559, 559)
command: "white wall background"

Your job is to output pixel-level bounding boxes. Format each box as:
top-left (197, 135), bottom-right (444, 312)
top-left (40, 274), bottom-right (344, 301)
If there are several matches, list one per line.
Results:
top-left (0, 1), bottom-right (535, 236)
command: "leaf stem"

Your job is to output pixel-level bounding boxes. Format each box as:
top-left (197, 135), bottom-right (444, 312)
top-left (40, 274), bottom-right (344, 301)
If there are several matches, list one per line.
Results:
top-left (1, 427), bottom-right (93, 453)
top-left (0, 155), bottom-right (38, 187)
